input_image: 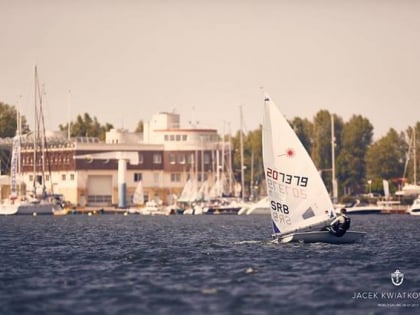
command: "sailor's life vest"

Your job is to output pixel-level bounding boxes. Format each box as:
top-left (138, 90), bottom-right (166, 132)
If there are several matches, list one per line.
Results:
top-left (330, 215), bottom-right (351, 237)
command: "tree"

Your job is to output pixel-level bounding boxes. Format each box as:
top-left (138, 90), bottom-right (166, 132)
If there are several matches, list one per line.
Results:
top-left (309, 111), bottom-right (345, 196)
top-left (403, 122), bottom-right (420, 184)
top-left (59, 113), bottom-right (114, 141)
top-left (366, 128), bottom-right (407, 194)
top-left (244, 126), bottom-right (263, 199)
top-left (336, 115), bottom-right (373, 195)
top-left (290, 117), bottom-right (313, 154)
top-left (0, 102), bottom-right (30, 137)
top-left (135, 120), bottom-right (144, 133)
top-left (0, 102), bottom-right (31, 174)
top-left (312, 110), bottom-right (333, 172)
top-left (230, 126), bottom-right (264, 199)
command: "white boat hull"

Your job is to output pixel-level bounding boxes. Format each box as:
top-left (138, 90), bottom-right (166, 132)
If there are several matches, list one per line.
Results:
top-left (276, 231), bottom-right (366, 244)
top-left (408, 207), bottom-right (420, 215)
top-left (0, 203), bottom-right (19, 215)
top-left (345, 206), bottom-right (382, 215)
top-left (408, 197), bottom-right (420, 215)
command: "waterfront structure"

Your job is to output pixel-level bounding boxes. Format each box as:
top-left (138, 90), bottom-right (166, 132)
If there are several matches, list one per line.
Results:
top-left (1, 112), bottom-right (233, 207)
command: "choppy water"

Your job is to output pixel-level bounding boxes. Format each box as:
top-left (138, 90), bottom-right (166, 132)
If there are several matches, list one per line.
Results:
top-left (0, 214), bottom-right (419, 315)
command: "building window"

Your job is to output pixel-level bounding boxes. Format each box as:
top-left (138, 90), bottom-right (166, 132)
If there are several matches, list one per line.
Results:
top-left (138, 153), bottom-right (144, 164)
top-left (153, 153), bottom-right (162, 164)
top-left (153, 173), bottom-right (160, 185)
top-left (171, 173), bottom-right (181, 182)
top-left (204, 152), bottom-right (211, 164)
top-left (45, 175), bottom-right (50, 181)
top-left (187, 153), bottom-right (194, 164)
top-left (170, 135), bottom-right (175, 141)
top-left (164, 135), bottom-right (169, 141)
top-left (176, 135), bottom-right (181, 141)
top-left (182, 135), bottom-right (187, 141)
top-left (70, 174), bottom-right (75, 181)
top-left (134, 173), bottom-right (142, 182)
top-left (29, 175), bottom-right (33, 182)
top-left (169, 153), bottom-right (176, 164)
top-left (61, 174), bottom-right (66, 181)
top-left (178, 154), bottom-right (186, 164)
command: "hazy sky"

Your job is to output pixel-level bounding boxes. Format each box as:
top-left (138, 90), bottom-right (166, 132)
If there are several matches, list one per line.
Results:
top-left (1, 0), bottom-right (419, 139)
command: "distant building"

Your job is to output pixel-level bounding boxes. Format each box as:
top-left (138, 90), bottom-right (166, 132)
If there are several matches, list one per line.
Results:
top-left (7, 112), bottom-right (233, 207)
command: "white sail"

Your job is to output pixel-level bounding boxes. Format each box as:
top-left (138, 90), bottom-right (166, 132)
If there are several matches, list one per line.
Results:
top-left (263, 95), bottom-right (334, 236)
top-left (198, 180), bottom-right (210, 201)
top-left (179, 179), bottom-right (195, 202)
top-left (132, 181), bottom-right (144, 205)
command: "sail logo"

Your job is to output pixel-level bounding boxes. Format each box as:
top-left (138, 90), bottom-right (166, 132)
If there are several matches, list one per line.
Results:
top-left (391, 269), bottom-right (404, 286)
top-left (278, 148), bottom-right (295, 158)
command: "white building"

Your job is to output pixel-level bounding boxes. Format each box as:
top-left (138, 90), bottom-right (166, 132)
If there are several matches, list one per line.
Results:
top-left (11, 112), bottom-right (233, 207)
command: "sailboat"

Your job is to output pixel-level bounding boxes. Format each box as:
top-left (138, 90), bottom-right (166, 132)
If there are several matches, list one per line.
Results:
top-left (128, 181), bottom-right (145, 214)
top-left (0, 133), bottom-right (21, 215)
top-left (262, 95), bottom-right (365, 244)
top-left (0, 67), bottom-right (63, 215)
top-left (132, 180), bottom-right (145, 205)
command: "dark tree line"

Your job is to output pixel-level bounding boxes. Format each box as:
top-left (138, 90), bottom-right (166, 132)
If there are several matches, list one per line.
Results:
top-left (58, 113), bottom-right (114, 140)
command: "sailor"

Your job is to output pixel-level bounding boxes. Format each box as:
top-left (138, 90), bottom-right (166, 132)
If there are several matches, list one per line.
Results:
top-left (325, 208), bottom-right (351, 237)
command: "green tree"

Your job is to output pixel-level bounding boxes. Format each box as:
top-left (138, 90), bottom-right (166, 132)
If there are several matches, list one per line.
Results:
top-left (404, 122), bottom-right (420, 184)
top-left (312, 110), bottom-right (333, 171)
top-left (59, 113), bottom-right (113, 141)
top-left (244, 126), bottom-right (263, 199)
top-left (231, 126), bottom-right (264, 199)
top-left (0, 102), bottom-right (30, 137)
top-left (312, 110), bottom-right (335, 193)
top-left (135, 120), bottom-right (144, 133)
top-left (290, 117), bottom-right (313, 154)
top-left (336, 115), bottom-right (373, 195)
top-left (309, 111), bottom-right (345, 195)
top-left (365, 128), bottom-right (407, 194)
top-left (0, 102), bottom-right (31, 174)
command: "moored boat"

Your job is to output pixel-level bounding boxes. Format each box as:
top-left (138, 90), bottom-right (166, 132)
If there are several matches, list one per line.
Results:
top-left (407, 196), bottom-right (420, 216)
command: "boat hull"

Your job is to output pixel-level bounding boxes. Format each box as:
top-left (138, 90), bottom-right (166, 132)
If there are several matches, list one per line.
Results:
top-left (0, 204), bottom-right (19, 215)
top-left (408, 198), bottom-right (420, 215)
top-left (276, 231), bottom-right (366, 244)
top-left (408, 208), bottom-right (420, 216)
top-left (345, 207), bottom-right (382, 215)
top-left (16, 203), bottom-right (55, 215)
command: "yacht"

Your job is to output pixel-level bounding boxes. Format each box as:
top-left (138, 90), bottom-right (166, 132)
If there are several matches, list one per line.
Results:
top-left (407, 196), bottom-right (420, 216)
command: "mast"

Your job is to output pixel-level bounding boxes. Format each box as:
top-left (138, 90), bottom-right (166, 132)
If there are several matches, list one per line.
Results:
top-left (331, 114), bottom-right (338, 203)
top-left (227, 123), bottom-right (233, 194)
top-left (250, 150), bottom-right (254, 201)
top-left (33, 66), bottom-right (38, 193)
top-left (240, 105), bottom-right (245, 201)
top-left (414, 126), bottom-right (417, 185)
top-left (67, 90), bottom-right (72, 140)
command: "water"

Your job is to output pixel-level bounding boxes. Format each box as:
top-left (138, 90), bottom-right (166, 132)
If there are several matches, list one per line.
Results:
top-left (1, 214), bottom-right (419, 315)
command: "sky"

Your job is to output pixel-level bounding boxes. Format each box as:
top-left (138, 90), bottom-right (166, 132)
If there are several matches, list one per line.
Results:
top-left (1, 0), bottom-right (419, 139)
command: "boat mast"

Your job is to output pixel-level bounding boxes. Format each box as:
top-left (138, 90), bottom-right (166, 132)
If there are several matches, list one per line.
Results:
top-left (33, 66), bottom-right (39, 194)
top-left (227, 123), bottom-right (233, 194)
top-left (240, 105), bottom-right (245, 201)
top-left (331, 114), bottom-right (338, 203)
top-left (250, 150), bottom-right (254, 201)
top-left (414, 126), bottom-right (417, 185)
top-left (67, 90), bottom-right (72, 140)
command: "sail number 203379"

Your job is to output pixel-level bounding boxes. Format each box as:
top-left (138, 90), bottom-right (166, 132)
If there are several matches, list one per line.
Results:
top-left (266, 168), bottom-right (308, 187)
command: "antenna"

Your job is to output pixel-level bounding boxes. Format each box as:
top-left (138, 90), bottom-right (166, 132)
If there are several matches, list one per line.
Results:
top-left (67, 90), bottom-right (72, 140)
